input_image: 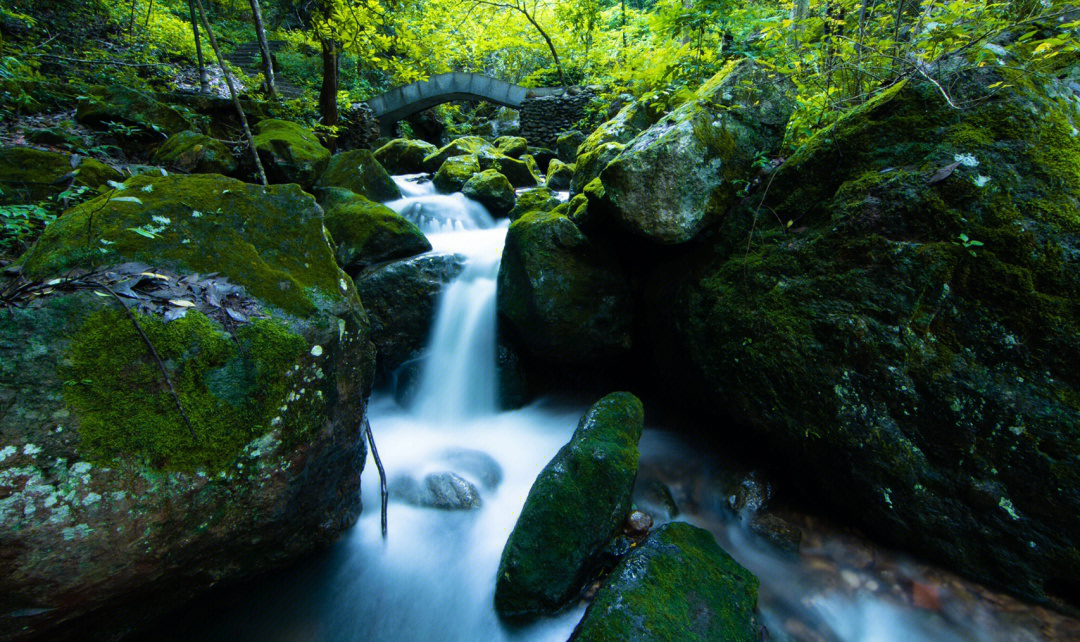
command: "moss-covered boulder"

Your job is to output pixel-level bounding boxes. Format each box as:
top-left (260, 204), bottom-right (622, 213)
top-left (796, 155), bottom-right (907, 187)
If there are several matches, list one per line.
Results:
top-left (423, 136), bottom-right (499, 173)
top-left (373, 138), bottom-right (438, 174)
top-left (645, 63), bottom-right (1080, 602)
top-left (433, 154), bottom-right (482, 193)
top-left (577, 97), bottom-right (661, 162)
top-left (315, 149), bottom-right (401, 203)
top-left (495, 136), bottom-right (529, 158)
top-left (528, 147), bottom-right (558, 173)
top-left (75, 86), bottom-right (193, 137)
top-left (556, 130), bottom-right (586, 162)
top-left (322, 190), bottom-right (430, 274)
top-left (354, 252), bottom-right (466, 378)
top-left (494, 154), bottom-right (540, 188)
top-left (2, 173), bottom-right (376, 639)
top-left (462, 169), bottom-right (516, 217)
top-left (495, 393), bottom-right (644, 618)
top-left (546, 159), bottom-right (574, 191)
top-left (0, 147), bottom-right (122, 205)
top-left (598, 60), bottom-right (796, 245)
top-left (506, 187), bottom-right (562, 222)
top-left (251, 119), bottom-right (331, 190)
top-left (570, 142), bottom-right (624, 195)
top-left (497, 211), bottom-right (632, 367)
top-left (151, 130), bottom-right (237, 176)
top-left (570, 522), bottom-right (759, 641)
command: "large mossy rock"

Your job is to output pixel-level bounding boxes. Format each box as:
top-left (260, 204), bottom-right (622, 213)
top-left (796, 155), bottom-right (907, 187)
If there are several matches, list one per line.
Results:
top-left (556, 130), bottom-right (586, 162)
top-left (321, 189), bottom-right (430, 274)
top-left (495, 136), bottom-right (529, 158)
top-left (75, 86), bottom-right (193, 137)
top-left (570, 522), bottom-right (759, 641)
top-left (354, 253), bottom-right (466, 377)
top-left (506, 187), bottom-right (562, 222)
top-left (373, 138), bottom-right (438, 174)
top-left (546, 159), bottom-right (574, 191)
top-left (433, 154), bottom-right (482, 193)
top-left (462, 169), bottom-right (516, 217)
top-left (251, 119), bottom-right (331, 190)
top-left (151, 131), bottom-right (237, 176)
top-left (495, 392), bottom-right (644, 618)
top-left (423, 136), bottom-right (498, 173)
top-left (645, 64), bottom-right (1080, 602)
top-left (570, 142), bottom-right (624, 196)
top-left (0, 147), bottom-right (122, 205)
top-left (598, 60), bottom-right (797, 244)
top-left (316, 149), bottom-right (402, 203)
top-left (497, 211), bottom-right (632, 367)
top-left (3, 174), bottom-right (376, 639)
top-left (494, 154), bottom-right (541, 188)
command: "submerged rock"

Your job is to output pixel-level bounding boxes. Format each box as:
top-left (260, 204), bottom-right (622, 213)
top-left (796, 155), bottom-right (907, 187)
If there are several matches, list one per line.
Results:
top-left (495, 392), bottom-right (644, 618)
top-left (315, 149), bottom-right (401, 203)
top-left (645, 62), bottom-right (1080, 601)
top-left (439, 448), bottom-right (503, 489)
top-left (2, 174), bottom-right (375, 639)
top-left (497, 211), bottom-right (632, 368)
top-left (598, 60), bottom-right (797, 244)
top-left (151, 131), bottom-right (237, 176)
top-left (462, 169), bottom-right (516, 218)
top-left (570, 522), bottom-right (759, 641)
top-left (250, 119), bottom-right (331, 190)
top-left (390, 472), bottom-right (482, 510)
top-left (374, 138), bottom-right (438, 174)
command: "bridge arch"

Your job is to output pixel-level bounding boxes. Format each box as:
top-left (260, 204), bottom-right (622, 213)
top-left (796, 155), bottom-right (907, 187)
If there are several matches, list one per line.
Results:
top-left (365, 73), bottom-right (565, 133)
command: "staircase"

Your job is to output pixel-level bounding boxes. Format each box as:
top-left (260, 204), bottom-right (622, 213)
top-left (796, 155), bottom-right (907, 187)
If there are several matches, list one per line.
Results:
top-left (221, 40), bottom-right (304, 99)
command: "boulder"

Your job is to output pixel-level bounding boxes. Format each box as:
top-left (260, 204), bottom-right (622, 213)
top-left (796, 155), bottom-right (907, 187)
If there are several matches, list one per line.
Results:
top-left (0, 147), bottom-right (121, 205)
top-left (389, 472), bottom-right (482, 510)
top-left (320, 190), bottom-right (430, 274)
top-left (315, 149), bottom-right (401, 203)
top-left (495, 136), bottom-right (529, 158)
top-left (570, 522), bottom-right (759, 641)
top-left (545, 159), bottom-right (574, 191)
top-left (462, 169), bottom-right (516, 218)
top-left (497, 211), bottom-right (632, 366)
top-left (374, 138), bottom-right (438, 175)
top-left (337, 102), bottom-right (381, 152)
top-left (354, 252), bottom-right (466, 377)
top-left (495, 393), bottom-right (644, 617)
top-left (555, 131), bottom-right (586, 162)
top-left (577, 97), bottom-right (660, 162)
top-left (433, 154), bottom-right (482, 193)
top-left (3, 174), bottom-right (375, 639)
top-left (75, 86), bottom-right (192, 138)
top-left (494, 155), bottom-right (540, 188)
top-left (507, 187), bottom-right (562, 222)
top-left (570, 142), bottom-right (624, 195)
top-left (423, 136), bottom-right (498, 173)
top-left (645, 63), bottom-right (1080, 602)
top-left (528, 147), bottom-right (558, 173)
top-left (598, 60), bottom-right (797, 244)
top-left (251, 119), bottom-right (331, 190)
top-left (151, 131), bottom-right (237, 176)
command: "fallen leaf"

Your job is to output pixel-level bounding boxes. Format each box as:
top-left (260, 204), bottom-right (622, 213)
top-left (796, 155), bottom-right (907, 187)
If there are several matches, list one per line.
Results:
top-left (928, 161), bottom-right (961, 185)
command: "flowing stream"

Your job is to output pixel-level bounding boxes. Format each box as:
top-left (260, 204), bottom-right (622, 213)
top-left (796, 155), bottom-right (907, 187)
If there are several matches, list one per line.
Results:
top-left (148, 177), bottom-right (1073, 642)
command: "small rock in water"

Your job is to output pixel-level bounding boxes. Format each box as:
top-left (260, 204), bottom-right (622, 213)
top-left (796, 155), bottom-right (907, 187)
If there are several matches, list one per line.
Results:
top-left (625, 510), bottom-right (653, 538)
top-left (729, 471), bottom-right (772, 513)
top-left (388, 472), bottom-right (482, 510)
top-left (748, 512), bottom-right (801, 555)
top-left (440, 448), bottom-right (503, 489)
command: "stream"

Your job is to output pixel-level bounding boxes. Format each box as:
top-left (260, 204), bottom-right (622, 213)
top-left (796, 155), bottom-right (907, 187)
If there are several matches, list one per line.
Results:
top-left (147, 176), bottom-right (1078, 642)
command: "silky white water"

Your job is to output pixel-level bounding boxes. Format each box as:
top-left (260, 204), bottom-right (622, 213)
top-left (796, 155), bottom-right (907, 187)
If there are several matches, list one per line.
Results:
top-left (151, 176), bottom-right (1045, 642)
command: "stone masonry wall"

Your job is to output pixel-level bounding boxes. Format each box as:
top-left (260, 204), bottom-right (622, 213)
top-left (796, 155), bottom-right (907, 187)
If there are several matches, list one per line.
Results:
top-left (519, 90), bottom-right (595, 148)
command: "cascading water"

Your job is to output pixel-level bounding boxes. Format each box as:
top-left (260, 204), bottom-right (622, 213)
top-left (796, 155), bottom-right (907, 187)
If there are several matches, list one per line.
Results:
top-left (149, 176), bottom-right (1064, 642)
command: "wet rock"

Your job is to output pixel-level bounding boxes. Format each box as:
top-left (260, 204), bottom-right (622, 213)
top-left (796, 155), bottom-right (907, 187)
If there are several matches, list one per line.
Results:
top-left (748, 513), bottom-right (802, 555)
top-left (2, 174), bottom-right (375, 640)
top-left (495, 393), bottom-right (644, 618)
top-left (390, 472), bottom-right (482, 510)
top-left (354, 252), bottom-right (466, 377)
top-left (729, 471), bottom-right (773, 513)
top-left (439, 448), bottom-right (503, 489)
top-left (597, 60), bottom-right (797, 244)
top-left (315, 148), bottom-right (401, 203)
top-left (497, 210), bottom-right (632, 368)
top-left (496, 341), bottom-right (529, 410)
top-left (250, 119), bottom-right (331, 190)
top-left (635, 478), bottom-right (680, 519)
top-left (625, 510), bottom-right (653, 538)
top-left (462, 169), bottom-right (516, 217)
top-left (374, 138), bottom-right (438, 175)
top-left (570, 522), bottom-right (759, 641)
top-left (506, 187), bottom-right (561, 222)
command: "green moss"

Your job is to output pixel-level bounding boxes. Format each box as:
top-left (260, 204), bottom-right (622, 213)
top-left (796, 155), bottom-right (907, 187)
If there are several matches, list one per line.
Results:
top-left (252, 119), bottom-right (331, 189)
top-left (374, 138), bottom-right (438, 174)
top-left (315, 149), bottom-right (401, 203)
top-left (432, 154), bottom-right (482, 193)
top-left (462, 169), bottom-right (516, 217)
top-left (323, 192), bottom-right (430, 270)
top-left (20, 174), bottom-right (345, 317)
top-left (75, 85), bottom-right (193, 136)
top-left (151, 131), bottom-right (237, 175)
top-left (507, 187), bottom-right (561, 221)
top-left (0, 147), bottom-right (122, 205)
top-left (422, 136), bottom-right (498, 172)
top-left (60, 309), bottom-right (305, 472)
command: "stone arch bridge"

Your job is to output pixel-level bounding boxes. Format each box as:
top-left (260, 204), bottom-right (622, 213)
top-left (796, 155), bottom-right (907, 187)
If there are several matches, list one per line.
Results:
top-left (365, 73), bottom-right (592, 146)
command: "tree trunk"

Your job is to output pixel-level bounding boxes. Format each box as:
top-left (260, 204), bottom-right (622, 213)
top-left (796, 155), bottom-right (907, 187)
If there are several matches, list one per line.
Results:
top-left (188, 0), bottom-right (209, 93)
top-left (248, 0), bottom-right (277, 99)
top-left (192, 0), bottom-right (268, 186)
top-left (319, 39), bottom-right (338, 150)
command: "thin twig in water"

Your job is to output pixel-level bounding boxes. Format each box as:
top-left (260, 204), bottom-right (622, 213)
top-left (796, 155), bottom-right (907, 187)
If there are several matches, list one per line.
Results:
top-left (93, 281), bottom-right (198, 442)
top-left (364, 419), bottom-right (388, 539)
